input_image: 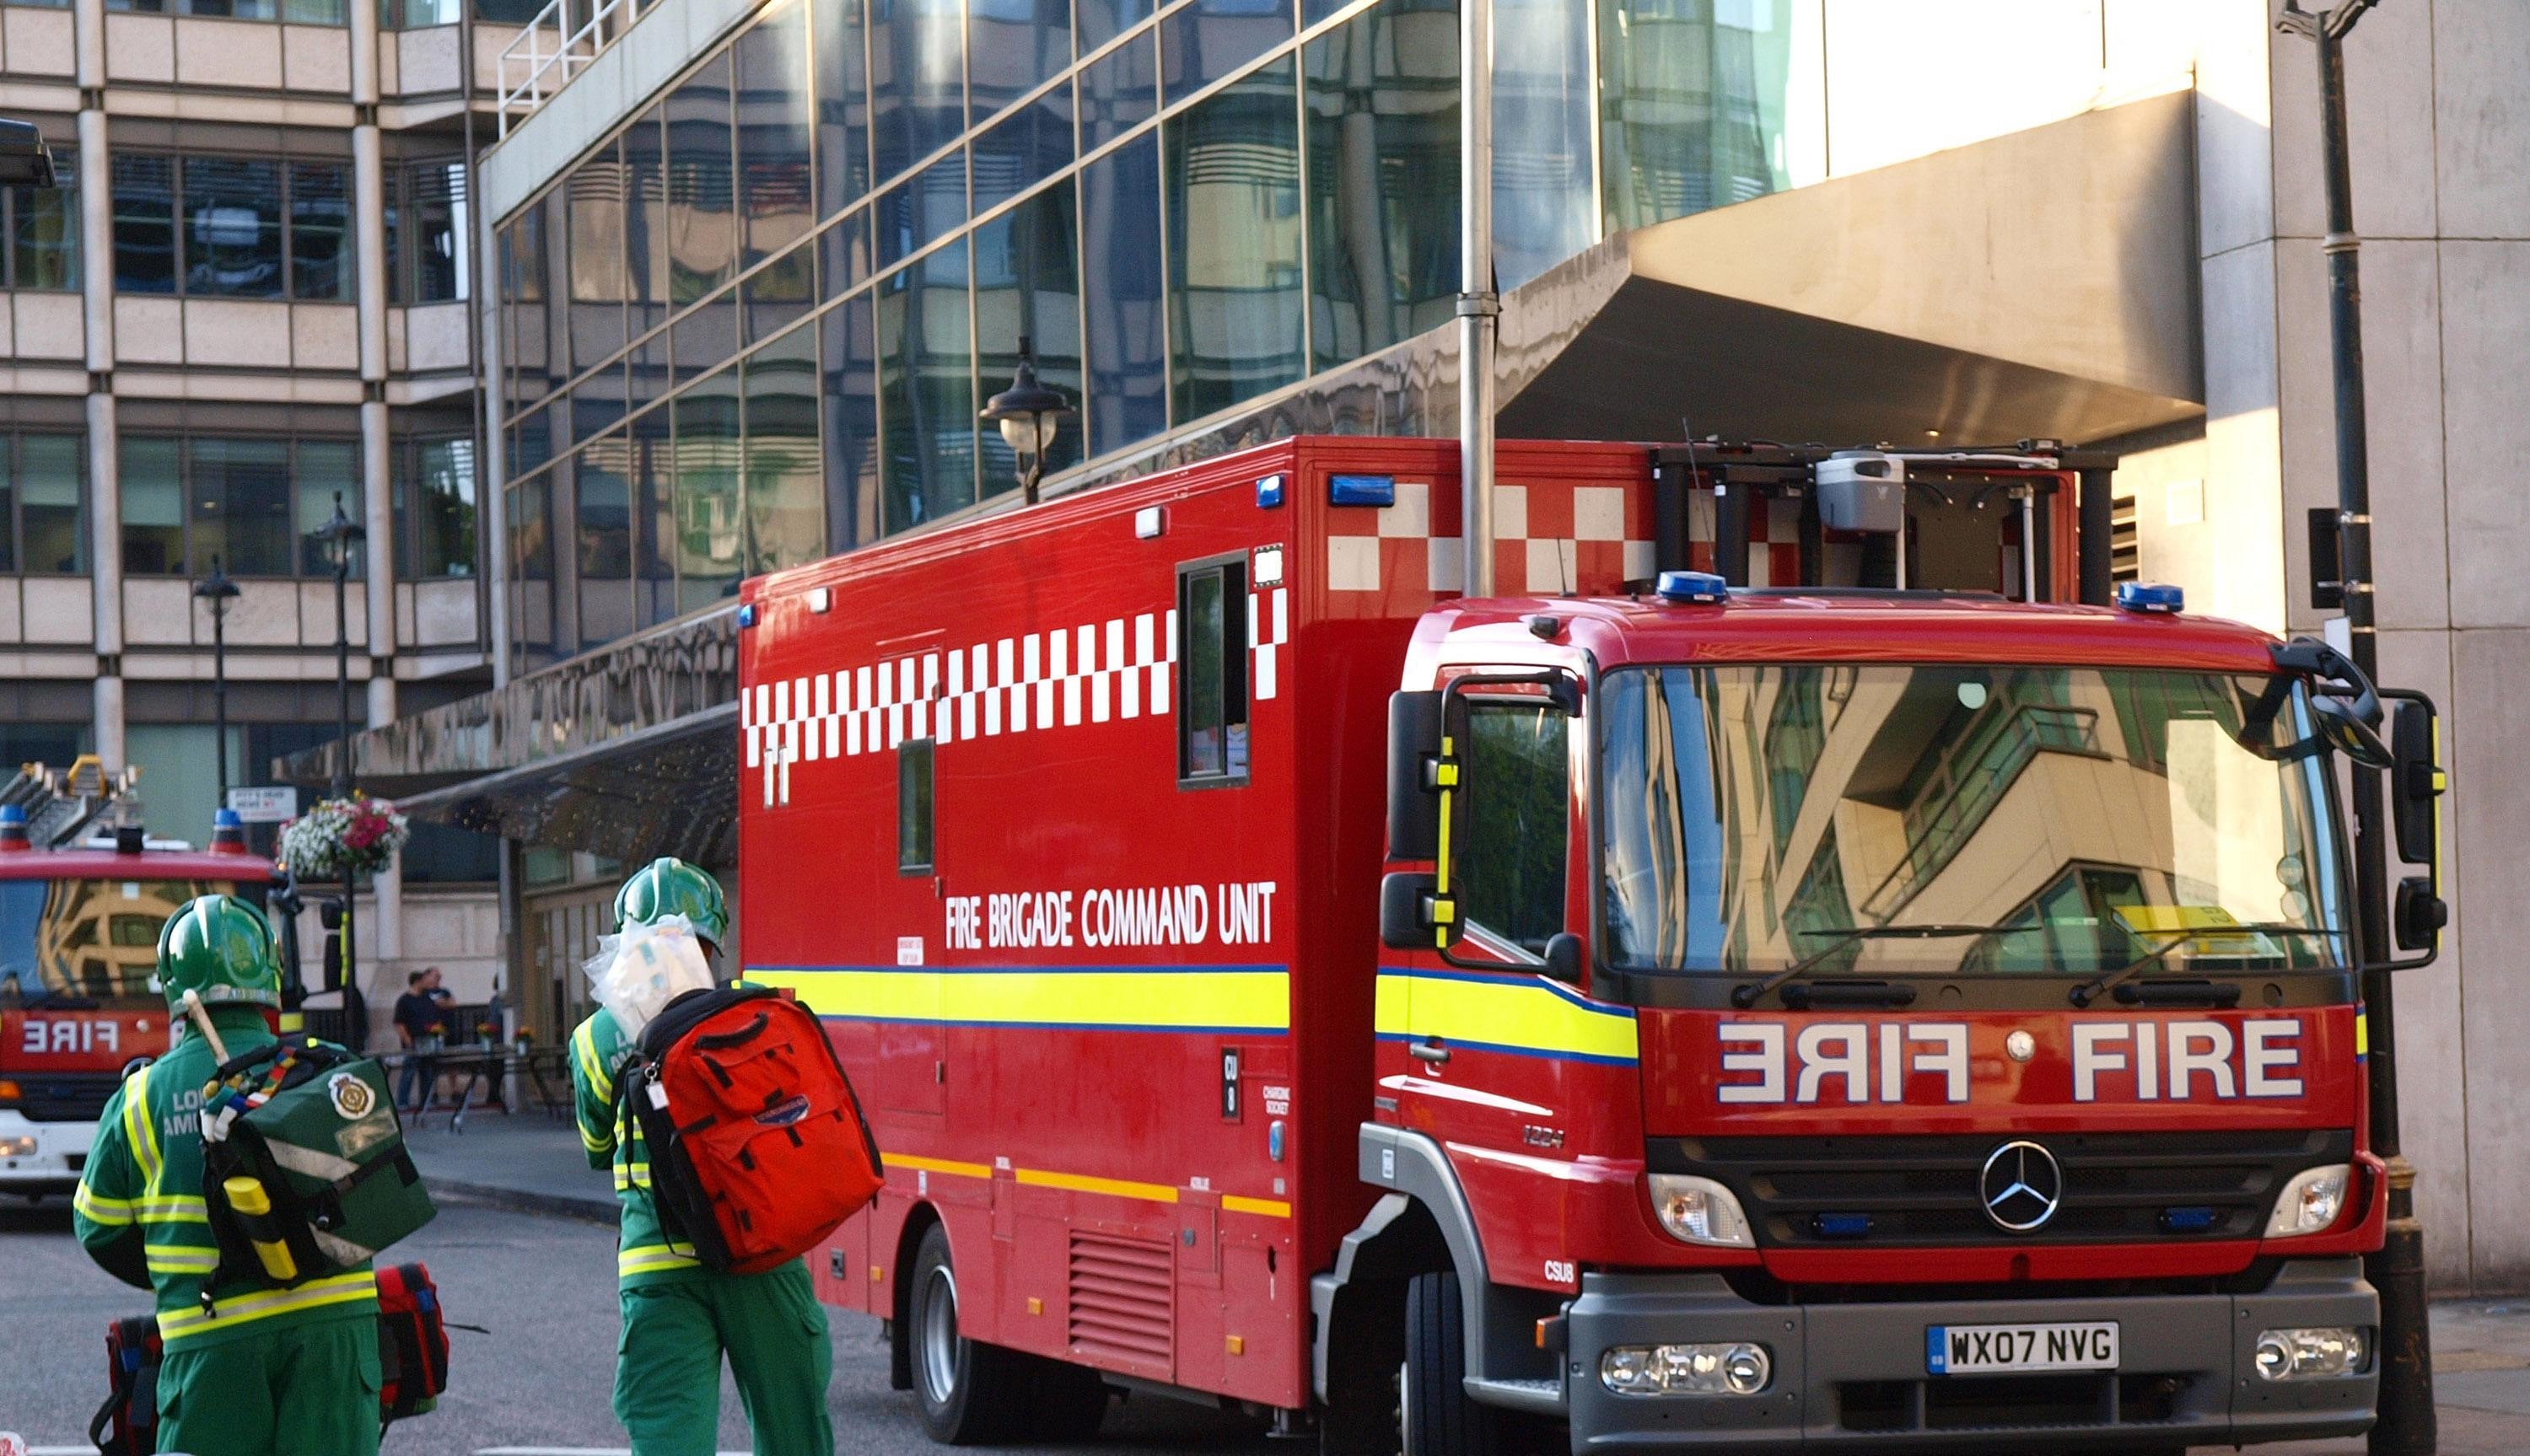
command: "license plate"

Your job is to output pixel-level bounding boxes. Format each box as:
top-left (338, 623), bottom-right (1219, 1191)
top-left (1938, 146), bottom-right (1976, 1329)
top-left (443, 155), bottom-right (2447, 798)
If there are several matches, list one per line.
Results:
top-left (1926, 1321), bottom-right (2119, 1375)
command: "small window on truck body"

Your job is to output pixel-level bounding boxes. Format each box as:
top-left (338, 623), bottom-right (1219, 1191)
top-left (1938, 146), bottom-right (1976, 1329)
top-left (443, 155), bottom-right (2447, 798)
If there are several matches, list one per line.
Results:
top-left (1455, 700), bottom-right (1571, 956)
top-left (899, 738), bottom-right (934, 873)
top-left (1177, 555), bottom-right (1250, 786)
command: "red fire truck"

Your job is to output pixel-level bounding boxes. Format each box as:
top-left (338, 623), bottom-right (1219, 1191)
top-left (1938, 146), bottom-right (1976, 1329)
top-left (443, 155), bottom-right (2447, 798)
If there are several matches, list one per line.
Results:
top-left (0, 762), bottom-right (274, 1201)
top-left (735, 436), bottom-right (2441, 1451)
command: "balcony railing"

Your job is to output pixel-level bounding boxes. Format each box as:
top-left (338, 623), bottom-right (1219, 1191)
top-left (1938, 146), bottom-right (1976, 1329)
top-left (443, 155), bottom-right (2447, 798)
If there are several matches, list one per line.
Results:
top-left (497, 0), bottom-right (643, 135)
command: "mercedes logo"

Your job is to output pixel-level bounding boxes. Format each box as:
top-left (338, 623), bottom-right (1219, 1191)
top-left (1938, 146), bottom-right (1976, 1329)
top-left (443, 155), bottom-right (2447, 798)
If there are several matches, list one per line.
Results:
top-left (2005, 1029), bottom-right (2036, 1062)
top-left (1979, 1139), bottom-right (2063, 1233)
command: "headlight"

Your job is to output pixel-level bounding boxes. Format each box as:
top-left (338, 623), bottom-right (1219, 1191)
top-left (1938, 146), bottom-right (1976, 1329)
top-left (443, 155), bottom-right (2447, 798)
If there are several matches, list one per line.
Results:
top-left (2254, 1326), bottom-right (2368, 1380)
top-left (1601, 1342), bottom-right (1772, 1396)
top-left (1647, 1174), bottom-right (1754, 1248)
top-left (0, 1135), bottom-right (34, 1158)
top-left (2266, 1163), bottom-right (2352, 1238)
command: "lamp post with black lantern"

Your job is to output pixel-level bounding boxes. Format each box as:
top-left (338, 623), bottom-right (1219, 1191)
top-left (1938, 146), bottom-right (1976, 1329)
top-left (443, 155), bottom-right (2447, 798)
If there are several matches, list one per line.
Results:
top-left (315, 492), bottom-right (368, 1044)
top-left (191, 554), bottom-right (240, 809)
top-left (979, 339), bottom-right (1077, 506)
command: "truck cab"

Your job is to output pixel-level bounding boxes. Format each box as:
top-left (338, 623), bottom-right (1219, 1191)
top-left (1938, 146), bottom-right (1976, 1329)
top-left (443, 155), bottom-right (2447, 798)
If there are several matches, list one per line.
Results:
top-left (1338, 581), bottom-right (2424, 1450)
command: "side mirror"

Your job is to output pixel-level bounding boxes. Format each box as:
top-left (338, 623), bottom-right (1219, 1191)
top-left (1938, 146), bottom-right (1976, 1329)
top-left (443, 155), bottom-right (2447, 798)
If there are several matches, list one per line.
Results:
top-left (1386, 690), bottom-right (1443, 861)
top-left (2386, 694), bottom-right (2446, 954)
top-left (2311, 692), bottom-right (2393, 769)
top-left (2394, 878), bottom-right (2447, 952)
top-left (1542, 932), bottom-right (1584, 986)
top-left (1380, 872), bottom-right (1453, 951)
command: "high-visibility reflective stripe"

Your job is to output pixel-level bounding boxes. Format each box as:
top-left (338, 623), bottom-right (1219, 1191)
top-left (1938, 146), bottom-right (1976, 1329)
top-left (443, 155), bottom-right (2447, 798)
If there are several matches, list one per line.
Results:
top-left (146, 1244), bottom-right (223, 1275)
top-left (2356, 1013), bottom-right (2370, 1059)
top-left (613, 1161), bottom-right (652, 1190)
top-left (124, 1064), bottom-right (161, 1190)
top-left (1374, 969), bottom-right (1638, 1065)
top-left (136, 1195), bottom-right (211, 1224)
top-left (573, 1022), bottom-right (616, 1102)
top-left (889, 1153), bottom-right (991, 1180)
top-left (1014, 1167), bottom-right (1179, 1205)
top-left (619, 1244), bottom-right (700, 1277)
top-left (749, 964), bottom-right (1290, 1036)
top-left (1221, 1195), bottom-right (1290, 1218)
top-left (158, 1271), bottom-right (377, 1346)
top-left (74, 1183), bottom-right (135, 1225)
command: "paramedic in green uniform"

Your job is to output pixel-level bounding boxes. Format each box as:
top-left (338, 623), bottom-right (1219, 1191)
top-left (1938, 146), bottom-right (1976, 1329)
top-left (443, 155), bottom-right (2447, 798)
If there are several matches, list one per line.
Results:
top-left (73, 894), bottom-right (381, 1456)
top-left (572, 857), bottom-right (835, 1456)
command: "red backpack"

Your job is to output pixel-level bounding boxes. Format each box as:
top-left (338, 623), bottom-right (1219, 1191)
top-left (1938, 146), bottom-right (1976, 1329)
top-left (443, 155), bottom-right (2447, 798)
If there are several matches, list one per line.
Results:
top-left (375, 1261), bottom-right (451, 1425)
top-left (628, 986), bottom-right (884, 1275)
top-left (89, 1314), bottom-right (162, 1456)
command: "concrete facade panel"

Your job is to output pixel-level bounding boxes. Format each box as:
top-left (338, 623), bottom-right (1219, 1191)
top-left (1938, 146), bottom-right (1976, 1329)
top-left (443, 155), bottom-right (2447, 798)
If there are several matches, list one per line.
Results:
top-left (395, 25), bottom-right (460, 96)
top-left (2434, 0), bottom-right (2530, 241)
top-left (13, 292), bottom-right (84, 361)
top-left (3, 7), bottom-right (77, 78)
top-left (21, 577), bottom-right (93, 645)
top-left (291, 302), bottom-right (360, 370)
top-left (2438, 240), bottom-right (2530, 630)
top-left (405, 301), bottom-right (471, 373)
top-left (301, 579), bottom-right (369, 647)
top-left (103, 15), bottom-right (175, 83)
top-left (2196, 239), bottom-right (2287, 632)
top-left (2451, 626), bottom-right (2530, 1287)
top-left (2191, 0), bottom-right (2275, 261)
top-left (412, 578), bottom-right (477, 647)
top-left (112, 298), bottom-right (183, 365)
top-left (225, 580), bottom-right (303, 647)
top-left (173, 16), bottom-right (283, 90)
top-left (123, 578), bottom-right (194, 647)
top-left (282, 22), bottom-right (351, 94)
top-left (184, 299), bottom-right (294, 368)
top-left (0, 582), bottom-right (19, 644)
top-left (2269, 0), bottom-right (2439, 242)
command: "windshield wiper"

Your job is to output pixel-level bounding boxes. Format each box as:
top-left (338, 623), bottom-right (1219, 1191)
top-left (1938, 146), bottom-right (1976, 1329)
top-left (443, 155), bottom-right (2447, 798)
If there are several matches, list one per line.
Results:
top-left (2070, 924), bottom-right (2346, 1007)
top-left (1731, 924), bottom-right (2010, 1009)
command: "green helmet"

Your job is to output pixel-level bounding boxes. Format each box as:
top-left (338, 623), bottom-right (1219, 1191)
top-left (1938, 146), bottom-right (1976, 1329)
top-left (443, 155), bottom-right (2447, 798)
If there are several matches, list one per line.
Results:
top-left (615, 857), bottom-right (728, 947)
top-left (157, 894), bottom-right (283, 1011)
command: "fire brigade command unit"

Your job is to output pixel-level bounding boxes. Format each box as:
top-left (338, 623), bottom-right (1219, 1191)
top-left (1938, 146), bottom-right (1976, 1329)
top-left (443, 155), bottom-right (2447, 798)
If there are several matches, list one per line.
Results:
top-left (733, 436), bottom-right (2445, 1452)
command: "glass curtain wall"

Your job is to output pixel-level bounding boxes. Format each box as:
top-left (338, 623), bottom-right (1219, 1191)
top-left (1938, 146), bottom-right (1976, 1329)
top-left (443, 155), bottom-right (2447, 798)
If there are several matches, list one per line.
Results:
top-left (0, 433), bottom-right (86, 575)
top-left (495, 0), bottom-right (1813, 674)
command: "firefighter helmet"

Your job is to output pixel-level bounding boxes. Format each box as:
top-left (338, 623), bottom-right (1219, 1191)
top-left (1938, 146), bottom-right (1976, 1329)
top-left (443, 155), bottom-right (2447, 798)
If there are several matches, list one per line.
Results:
top-left (156, 894), bottom-right (283, 1011)
top-left (615, 857), bottom-right (728, 948)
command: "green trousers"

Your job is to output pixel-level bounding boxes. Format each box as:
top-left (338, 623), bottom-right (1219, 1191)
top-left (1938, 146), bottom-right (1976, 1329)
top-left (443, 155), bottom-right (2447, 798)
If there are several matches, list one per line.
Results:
top-left (157, 1314), bottom-right (381, 1456)
top-left (614, 1261), bottom-right (834, 1456)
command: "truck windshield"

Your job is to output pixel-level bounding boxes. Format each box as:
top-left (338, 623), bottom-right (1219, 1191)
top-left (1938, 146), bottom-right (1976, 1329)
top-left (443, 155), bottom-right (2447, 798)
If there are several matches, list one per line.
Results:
top-left (0, 878), bottom-right (240, 1006)
top-left (1599, 664), bottom-right (2348, 977)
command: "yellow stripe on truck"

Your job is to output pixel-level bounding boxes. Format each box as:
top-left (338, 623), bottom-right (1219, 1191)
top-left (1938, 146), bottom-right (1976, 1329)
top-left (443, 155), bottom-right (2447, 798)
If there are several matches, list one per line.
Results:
top-left (749, 964), bottom-right (1291, 1035)
top-left (1375, 969), bottom-right (1639, 1065)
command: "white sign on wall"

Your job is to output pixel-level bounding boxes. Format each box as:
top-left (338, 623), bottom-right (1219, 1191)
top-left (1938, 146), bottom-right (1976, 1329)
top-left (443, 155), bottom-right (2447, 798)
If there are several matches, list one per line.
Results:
top-left (226, 786), bottom-right (299, 824)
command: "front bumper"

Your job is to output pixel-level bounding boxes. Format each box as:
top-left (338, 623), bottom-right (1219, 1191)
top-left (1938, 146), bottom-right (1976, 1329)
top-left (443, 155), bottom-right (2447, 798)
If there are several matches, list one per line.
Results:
top-left (1563, 1259), bottom-right (2377, 1451)
top-left (0, 1109), bottom-right (93, 1194)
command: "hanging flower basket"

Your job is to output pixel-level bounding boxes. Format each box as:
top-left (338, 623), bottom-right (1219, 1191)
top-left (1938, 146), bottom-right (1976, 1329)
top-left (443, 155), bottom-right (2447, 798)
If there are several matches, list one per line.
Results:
top-left (277, 793), bottom-right (411, 880)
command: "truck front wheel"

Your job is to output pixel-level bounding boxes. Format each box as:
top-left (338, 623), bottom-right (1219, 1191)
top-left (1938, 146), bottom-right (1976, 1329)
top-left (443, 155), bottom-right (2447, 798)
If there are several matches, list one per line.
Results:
top-left (1402, 1271), bottom-right (1500, 1456)
top-left (907, 1222), bottom-right (1031, 1443)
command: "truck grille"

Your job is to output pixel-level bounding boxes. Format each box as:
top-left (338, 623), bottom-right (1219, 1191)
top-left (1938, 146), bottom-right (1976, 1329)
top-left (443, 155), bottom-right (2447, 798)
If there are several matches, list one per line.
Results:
top-left (1651, 1129), bottom-right (2355, 1246)
top-left (7, 1073), bottom-right (116, 1123)
top-left (1067, 1231), bottom-right (1173, 1375)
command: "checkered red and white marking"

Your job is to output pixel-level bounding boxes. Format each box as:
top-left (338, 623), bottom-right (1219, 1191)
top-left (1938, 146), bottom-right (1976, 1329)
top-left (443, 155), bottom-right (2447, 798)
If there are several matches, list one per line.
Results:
top-left (744, 588), bottom-right (1289, 807)
top-left (1322, 480), bottom-right (1800, 597)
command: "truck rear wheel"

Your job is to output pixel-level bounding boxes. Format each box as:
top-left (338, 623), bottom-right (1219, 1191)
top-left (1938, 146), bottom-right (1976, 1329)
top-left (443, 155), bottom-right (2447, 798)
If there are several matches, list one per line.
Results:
top-left (1402, 1271), bottom-right (1500, 1456)
top-left (907, 1222), bottom-right (1031, 1444)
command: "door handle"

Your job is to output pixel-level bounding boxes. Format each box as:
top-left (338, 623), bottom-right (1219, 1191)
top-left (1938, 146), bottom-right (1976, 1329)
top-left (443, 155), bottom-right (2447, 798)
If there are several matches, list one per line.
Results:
top-left (1408, 1039), bottom-right (1451, 1066)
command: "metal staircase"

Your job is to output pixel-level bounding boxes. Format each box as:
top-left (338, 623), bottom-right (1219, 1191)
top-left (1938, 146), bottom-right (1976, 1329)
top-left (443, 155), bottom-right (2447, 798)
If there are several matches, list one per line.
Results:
top-left (0, 755), bottom-right (142, 848)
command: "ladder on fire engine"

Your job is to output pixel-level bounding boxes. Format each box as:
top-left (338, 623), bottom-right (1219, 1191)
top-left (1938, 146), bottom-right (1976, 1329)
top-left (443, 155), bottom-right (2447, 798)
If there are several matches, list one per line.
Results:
top-left (0, 755), bottom-right (142, 849)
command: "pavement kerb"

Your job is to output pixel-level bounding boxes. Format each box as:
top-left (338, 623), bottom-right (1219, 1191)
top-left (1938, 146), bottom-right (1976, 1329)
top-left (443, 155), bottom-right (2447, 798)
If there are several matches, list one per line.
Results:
top-left (427, 1176), bottom-right (621, 1225)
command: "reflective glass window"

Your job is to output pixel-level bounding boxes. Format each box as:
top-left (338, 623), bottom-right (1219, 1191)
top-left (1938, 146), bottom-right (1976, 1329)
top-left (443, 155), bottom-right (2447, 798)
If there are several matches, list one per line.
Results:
top-left (1597, 0), bottom-right (1793, 234)
top-left (869, 0), bottom-right (966, 186)
top-left (508, 470), bottom-right (557, 669)
top-left (1079, 132), bottom-right (1165, 456)
top-left (879, 235), bottom-right (974, 531)
top-left (744, 237), bottom-right (816, 343)
top-left (672, 368), bottom-right (745, 612)
top-left (578, 433), bottom-right (636, 649)
top-left (665, 55), bottom-right (738, 304)
top-left (572, 363), bottom-right (629, 449)
top-left (671, 285), bottom-right (740, 390)
top-left (1305, 0), bottom-right (1456, 373)
top-left (292, 440), bottom-right (358, 577)
top-left (1078, 31), bottom-right (1156, 152)
top-left (403, 435), bottom-right (477, 579)
top-left (512, 402), bottom-right (556, 478)
top-left (812, 0), bottom-right (873, 216)
top-left (18, 434), bottom-right (83, 574)
top-left (972, 180), bottom-right (1082, 489)
top-left (626, 106), bottom-right (668, 321)
top-left (1160, 0), bottom-right (1292, 107)
top-left (1494, 0), bottom-right (1591, 287)
top-left (818, 207), bottom-right (873, 300)
top-left (743, 324), bottom-right (825, 572)
top-left (1074, 0), bottom-right (1151, 53)
top-left (972, 83), bottom-right (1073, 212)
top-left (1166, 56), bottom-right (1303, 424)
top-left (8, 145), bottom-right (78, 290)
top-left (182, 156), bottom-right (284, 298)
top-left (875, 150), bottom-right (966, 271)
top-left (632, 408), bottom-right (677, 627)
top-left (288, 160), bottom-right (353, 300)
top-left (968, 0), bottom-right (1070, 126)
top-left (110, 153), bottom-right (176, 295)
top-left (736, 0), bottom-right (816, 273)
top-left (119, 437), bottom-right (184, 575)
top-left (567, 144), bottom-right (631, 371)
top-left (499, 207), bottom-right (550, 416)
top-left (188, 437), bottom-right (293, 576)
top-left (393, 158), bottom-right (469, 304)
top-left (820, 289), bottom-right (880, 554)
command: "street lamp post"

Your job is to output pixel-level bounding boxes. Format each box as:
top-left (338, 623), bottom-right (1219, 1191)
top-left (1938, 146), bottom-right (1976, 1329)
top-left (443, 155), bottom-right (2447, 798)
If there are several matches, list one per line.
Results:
top-left (978, 339), bottom-right (1077, 506)
top-left (315, 493), bottom-right (368, 1045)
top-left (2275, 4), bottom-right (2432, 1453)
top-left (191, 554), bottom-right (240, 809)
